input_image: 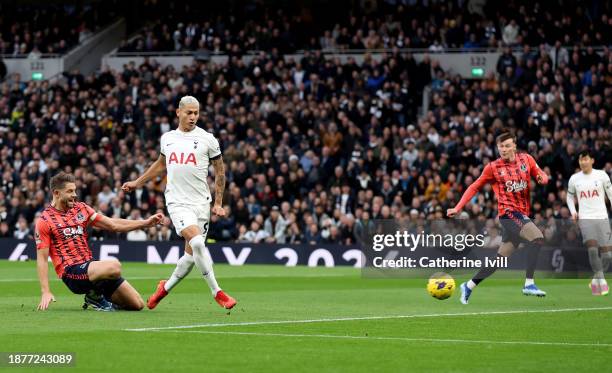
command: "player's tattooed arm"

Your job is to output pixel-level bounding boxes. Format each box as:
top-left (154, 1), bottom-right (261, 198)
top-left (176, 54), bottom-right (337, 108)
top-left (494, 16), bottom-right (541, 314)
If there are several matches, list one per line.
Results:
top-left (211, 156), bottom-right (227, 217)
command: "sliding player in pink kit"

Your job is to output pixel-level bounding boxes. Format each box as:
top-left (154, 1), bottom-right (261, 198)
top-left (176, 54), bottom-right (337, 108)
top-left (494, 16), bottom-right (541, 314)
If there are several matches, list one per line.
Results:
top-left (447, 132), bottom-right (549, 304)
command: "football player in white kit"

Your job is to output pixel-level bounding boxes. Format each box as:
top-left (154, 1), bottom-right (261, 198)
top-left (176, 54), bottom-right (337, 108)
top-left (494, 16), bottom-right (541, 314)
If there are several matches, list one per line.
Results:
top-left (122, 96), bottom-right (236, 309)
top-left (566, 150), bottom-right (612, 295)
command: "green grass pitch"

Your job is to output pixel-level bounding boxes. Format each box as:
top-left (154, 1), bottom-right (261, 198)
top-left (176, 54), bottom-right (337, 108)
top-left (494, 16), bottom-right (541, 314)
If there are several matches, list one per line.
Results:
top-left (1, 260), bottom-right (611, 372)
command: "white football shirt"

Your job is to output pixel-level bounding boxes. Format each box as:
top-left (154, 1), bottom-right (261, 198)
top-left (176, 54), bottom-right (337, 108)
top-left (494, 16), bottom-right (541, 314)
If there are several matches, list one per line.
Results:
top-left (567, 169), bottom-right (612, 219)
top-left (160, 126), bottom-right (221, 206)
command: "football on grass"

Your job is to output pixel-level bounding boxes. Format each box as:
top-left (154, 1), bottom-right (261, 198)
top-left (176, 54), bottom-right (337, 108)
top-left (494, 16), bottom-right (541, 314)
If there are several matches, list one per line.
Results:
top-left (427, 272), bottom-right (455, 300)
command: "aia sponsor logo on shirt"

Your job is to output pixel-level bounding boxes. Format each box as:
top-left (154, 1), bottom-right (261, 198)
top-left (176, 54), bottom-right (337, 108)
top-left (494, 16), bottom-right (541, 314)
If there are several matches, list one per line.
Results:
top-left (62, 225), bottom-right (84, 238)
top-left (579, 189), bottom-right (600, 199)
top-left (505, 179), bottom-right (528, 193)
top-left (168, 152), bottom-right (197, 165)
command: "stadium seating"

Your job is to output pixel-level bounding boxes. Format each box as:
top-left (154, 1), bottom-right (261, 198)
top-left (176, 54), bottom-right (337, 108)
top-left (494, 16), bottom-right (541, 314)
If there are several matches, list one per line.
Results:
top-left (0, 2), bottom-right (120, 55)
top-left (0, 1), bottom-right (609, 245)
top-left (117, 0), bottom-right (610, 53)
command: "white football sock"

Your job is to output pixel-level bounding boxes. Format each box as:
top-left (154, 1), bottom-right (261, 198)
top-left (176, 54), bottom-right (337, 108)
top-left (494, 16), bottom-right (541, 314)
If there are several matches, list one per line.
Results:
top-left (525, 278), bottom-right (535, 286)
top-left (189, 235), bottom-right (221, 295)
top-left (164, 253), bottom-right (195, 292)
top-left (467, 280), bottom-right (477, 290)
top-left (588, 246), bottom-right (604, 280)
top-left (591, 275), bottom-right (607, 285)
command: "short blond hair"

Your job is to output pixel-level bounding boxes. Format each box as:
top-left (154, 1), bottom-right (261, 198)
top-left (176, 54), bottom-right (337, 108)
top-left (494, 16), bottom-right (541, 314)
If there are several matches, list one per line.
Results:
top-left (179, 96), bottom-right (200, 108)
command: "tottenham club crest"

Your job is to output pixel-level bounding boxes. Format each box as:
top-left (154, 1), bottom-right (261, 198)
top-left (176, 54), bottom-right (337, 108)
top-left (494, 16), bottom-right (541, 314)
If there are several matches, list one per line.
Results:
top-left (193, 140), bottom-right (198, 149)
top-left (76, 212), bottom-right (85, 223)
top-left (520, 163), bottom-right (528, 173)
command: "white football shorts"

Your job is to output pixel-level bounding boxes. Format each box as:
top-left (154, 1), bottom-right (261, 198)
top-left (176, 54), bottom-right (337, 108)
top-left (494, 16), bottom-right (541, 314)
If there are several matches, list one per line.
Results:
top-left (167, 203), bottom-right (211, 238)
top-left (578, 219), bottom-right (612, 246)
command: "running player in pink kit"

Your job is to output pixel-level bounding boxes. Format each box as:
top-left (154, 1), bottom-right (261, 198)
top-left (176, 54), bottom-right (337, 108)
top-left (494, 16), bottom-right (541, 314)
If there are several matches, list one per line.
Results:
top-left (447, 132), bottom-right (549, 304)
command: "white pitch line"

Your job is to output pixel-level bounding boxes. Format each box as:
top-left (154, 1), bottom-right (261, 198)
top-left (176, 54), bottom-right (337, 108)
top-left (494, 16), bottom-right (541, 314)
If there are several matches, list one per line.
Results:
top-left (124, 306), bottom-right (612, 332)
top-left (150, 330), bottom-right (612, 348)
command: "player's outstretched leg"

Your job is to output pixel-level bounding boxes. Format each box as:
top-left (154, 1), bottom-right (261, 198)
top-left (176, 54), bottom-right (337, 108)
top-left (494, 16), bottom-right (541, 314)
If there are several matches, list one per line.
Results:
top-left (189, 234), bottom-right (236, 309)
top-left (147, 252), bottom-right (195, 309)
top-left (459, 282), bottom-right (472, 305)
top-left (521, 228), bottom-right (546, 297)
top-left (147, 280), bottom-right (168, 309)
top-left (460, 254), bottom-right (506, 304)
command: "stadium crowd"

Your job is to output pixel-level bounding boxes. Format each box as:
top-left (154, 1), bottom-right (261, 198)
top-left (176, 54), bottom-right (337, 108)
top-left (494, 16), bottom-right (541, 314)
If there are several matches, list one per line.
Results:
top-left (0, 1), bottom-right (610, 246)
top-left (0, 2), bottom-right (119, 56)
top-left (118, 0), bottom-right (610, 53)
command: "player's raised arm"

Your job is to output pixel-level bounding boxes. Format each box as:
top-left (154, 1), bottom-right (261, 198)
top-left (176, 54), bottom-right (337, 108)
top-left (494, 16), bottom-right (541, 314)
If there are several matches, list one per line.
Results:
top-left (92, 212), bottom-right (164, 233)
top-left (527, 154), bottom-right (549, 185)
top-left (447, 164), bottom-right (494, 217)
top-left (35, 219), bottom-right (55, 311)
top-left (122, 154), bottom-right (166, 192)
top-left (210, 156), bottom-right (226, 217)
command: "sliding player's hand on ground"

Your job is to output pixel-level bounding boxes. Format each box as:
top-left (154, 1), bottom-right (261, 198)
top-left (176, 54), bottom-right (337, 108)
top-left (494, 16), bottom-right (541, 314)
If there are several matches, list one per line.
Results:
top-left (37, 292), bottom-right (55, 311)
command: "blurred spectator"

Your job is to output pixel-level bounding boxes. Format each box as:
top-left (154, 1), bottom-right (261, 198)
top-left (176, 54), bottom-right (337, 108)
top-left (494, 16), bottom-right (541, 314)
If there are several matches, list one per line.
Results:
top-left (97, 185), bottom-right (117, 205)
top-left (0, 221), bottom-right (10, 237)
top-left (264, 205), bottom-right (288, 243)
top-left (497, 47), bottom-right (517, 75)
top-left (286, 222), bottom-right (304, 244)
top-left (502, 20), bottom-right (520, 46)
top-left (304, 223), bottom-right (321, 245)
top-left (242, 221), bottom-right (270, 243)
top-left (127, 228), bottom-right (147, 241)
top-left (126, 210), bottom-right (147, 241)
top-left (13, 217), bottom-right (30, 239)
